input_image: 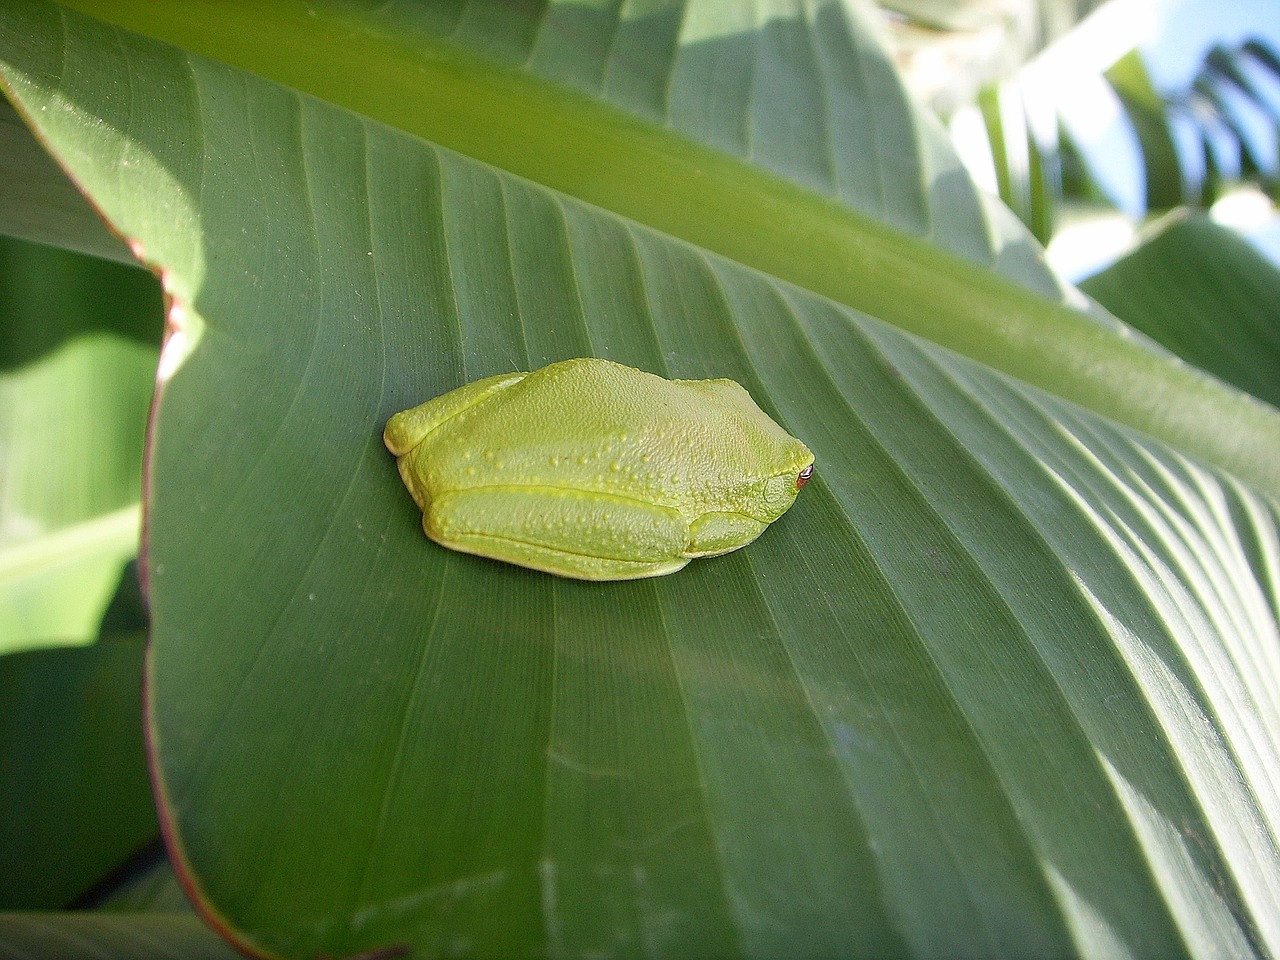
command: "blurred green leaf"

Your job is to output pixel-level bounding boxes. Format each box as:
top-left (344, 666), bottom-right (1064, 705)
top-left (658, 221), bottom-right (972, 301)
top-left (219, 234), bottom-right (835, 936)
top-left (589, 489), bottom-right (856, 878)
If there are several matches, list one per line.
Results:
top-left (0, 233), bottom-right (158, 368)
top-left (1081, 214), bottom-right (1280, 409)
top-left (0, 228), bottom-right (160, 653)
top-left (0, 232), bottom-right (159, 652)
top-left (0, 631), bottom-right (156, 909)
top-left (977, 82), bottom-right (1058, 243)
top-left (0, 913), bottom-right (238, 959)
top-left (0, 332), bottom-right (156, 654)
top-left (0, 2), bottom-right (1277, 959)
top-left (93, 853), bottom-right (192, 914)
top-left (1200, 43), bottom-right (1279, 192)
top-left (1105, 49), bottom-right (1183, 211)
top-left (1028, 33), bottom-right (1280, 216)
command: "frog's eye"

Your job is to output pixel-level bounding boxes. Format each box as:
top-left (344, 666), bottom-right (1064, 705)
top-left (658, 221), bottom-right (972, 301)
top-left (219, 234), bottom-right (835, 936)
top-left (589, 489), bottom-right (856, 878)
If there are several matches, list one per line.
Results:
top-left (796, 464), bottom-right (814, 489)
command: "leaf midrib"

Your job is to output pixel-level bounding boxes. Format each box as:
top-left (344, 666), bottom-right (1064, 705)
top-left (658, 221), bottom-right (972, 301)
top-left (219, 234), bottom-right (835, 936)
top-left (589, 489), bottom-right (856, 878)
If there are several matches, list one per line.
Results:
top-left (44, 0), bottom-right (1280, 495)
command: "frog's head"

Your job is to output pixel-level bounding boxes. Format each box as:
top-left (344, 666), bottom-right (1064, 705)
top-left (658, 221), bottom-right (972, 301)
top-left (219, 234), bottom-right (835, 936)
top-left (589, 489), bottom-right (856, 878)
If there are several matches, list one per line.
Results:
top-left (749, 441), bottom-right (815, 522)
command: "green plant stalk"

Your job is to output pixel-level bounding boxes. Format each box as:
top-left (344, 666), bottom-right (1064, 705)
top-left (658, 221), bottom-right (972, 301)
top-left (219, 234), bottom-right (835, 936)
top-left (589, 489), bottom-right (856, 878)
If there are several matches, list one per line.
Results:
top-left (56, 0), bottom-right (1280, 495)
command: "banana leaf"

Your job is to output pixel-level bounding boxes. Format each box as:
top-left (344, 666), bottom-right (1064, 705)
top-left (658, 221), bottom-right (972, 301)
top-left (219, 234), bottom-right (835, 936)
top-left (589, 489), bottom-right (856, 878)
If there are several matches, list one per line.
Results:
top-left (1, 1), bottom-right (1278, 957)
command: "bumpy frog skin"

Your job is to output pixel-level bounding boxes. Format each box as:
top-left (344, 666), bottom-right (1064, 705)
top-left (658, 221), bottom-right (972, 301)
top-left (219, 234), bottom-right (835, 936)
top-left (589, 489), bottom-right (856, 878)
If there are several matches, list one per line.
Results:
top-left (384, 358), bottom-right (814, 581)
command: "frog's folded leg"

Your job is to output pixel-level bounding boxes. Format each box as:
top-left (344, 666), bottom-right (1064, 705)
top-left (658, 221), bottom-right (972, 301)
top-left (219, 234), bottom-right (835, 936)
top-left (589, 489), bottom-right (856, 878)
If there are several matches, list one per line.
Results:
top-left (425, 485), bottom-right (692, 581)
top-left (383, 371), bottom-right (528, 456)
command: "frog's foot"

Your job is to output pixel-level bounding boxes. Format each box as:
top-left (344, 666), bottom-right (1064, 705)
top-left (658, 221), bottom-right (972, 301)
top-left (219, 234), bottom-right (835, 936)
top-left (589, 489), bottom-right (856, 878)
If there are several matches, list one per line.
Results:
top-left (425, 486), bottom-right (692, 581)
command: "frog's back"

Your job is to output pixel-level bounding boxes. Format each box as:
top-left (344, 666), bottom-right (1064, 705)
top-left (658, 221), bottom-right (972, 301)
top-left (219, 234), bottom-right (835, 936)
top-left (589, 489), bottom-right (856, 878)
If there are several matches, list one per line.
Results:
top-left (423, 359), bottom-right (801, 515)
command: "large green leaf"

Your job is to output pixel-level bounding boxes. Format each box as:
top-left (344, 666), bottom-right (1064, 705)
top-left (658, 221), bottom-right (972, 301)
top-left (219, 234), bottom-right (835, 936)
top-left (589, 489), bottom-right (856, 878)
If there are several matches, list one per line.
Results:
top-left (1, 2), bottom-right (1278, 958)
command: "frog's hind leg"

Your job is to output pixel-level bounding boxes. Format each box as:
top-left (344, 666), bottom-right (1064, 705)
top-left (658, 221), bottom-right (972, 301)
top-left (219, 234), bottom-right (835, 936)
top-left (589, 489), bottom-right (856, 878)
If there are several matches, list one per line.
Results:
top-left (384, 371), bottom-right (528, 455)
top-left (425, 486), bottom-right (691, 581)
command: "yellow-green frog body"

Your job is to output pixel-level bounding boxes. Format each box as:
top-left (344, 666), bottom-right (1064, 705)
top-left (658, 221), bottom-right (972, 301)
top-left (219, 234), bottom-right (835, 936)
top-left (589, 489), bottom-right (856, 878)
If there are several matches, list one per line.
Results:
top-left (384, 358), bottom-right (813, 580)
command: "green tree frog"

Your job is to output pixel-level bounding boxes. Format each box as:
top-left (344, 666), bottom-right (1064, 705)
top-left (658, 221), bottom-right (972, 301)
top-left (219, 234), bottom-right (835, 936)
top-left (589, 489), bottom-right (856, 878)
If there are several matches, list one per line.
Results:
top-left (384, 358), bottom-right (814, 581)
